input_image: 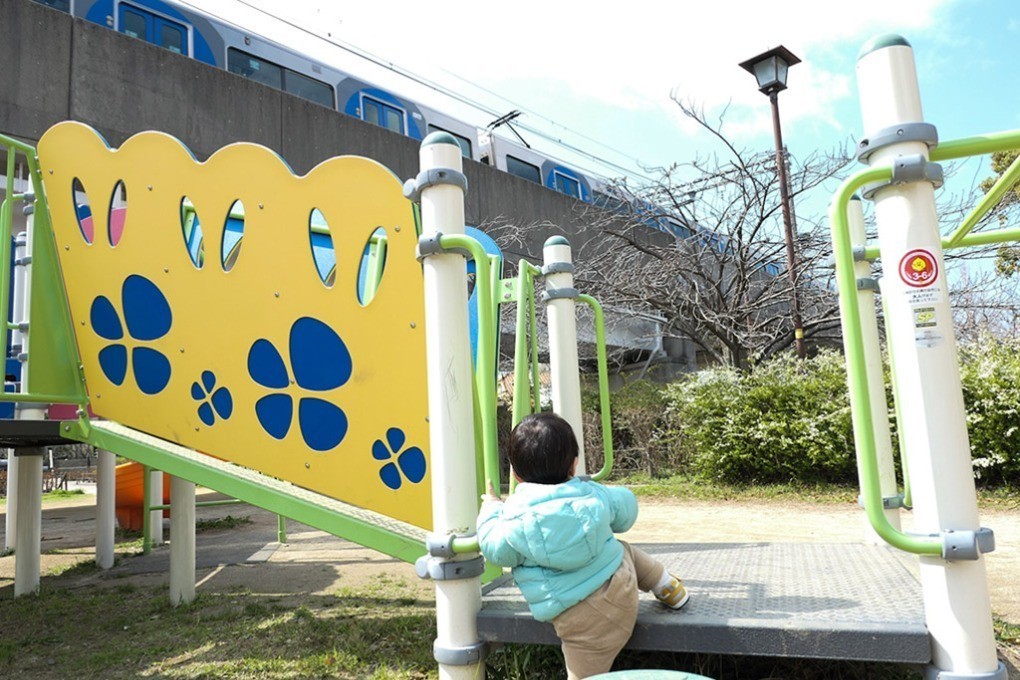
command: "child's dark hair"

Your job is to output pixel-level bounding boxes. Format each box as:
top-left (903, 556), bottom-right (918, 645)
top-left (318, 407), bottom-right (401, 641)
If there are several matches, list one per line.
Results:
top-left (508, 412), bottom-right (578, 484)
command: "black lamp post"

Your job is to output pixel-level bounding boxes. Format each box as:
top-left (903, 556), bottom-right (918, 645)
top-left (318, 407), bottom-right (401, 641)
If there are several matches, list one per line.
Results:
top-left (739, 45), bottom-right (805, 360)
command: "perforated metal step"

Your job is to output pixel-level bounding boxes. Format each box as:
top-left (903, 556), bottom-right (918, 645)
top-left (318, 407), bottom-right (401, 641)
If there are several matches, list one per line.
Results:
top-left (479, 542), bottom-right (930, 663)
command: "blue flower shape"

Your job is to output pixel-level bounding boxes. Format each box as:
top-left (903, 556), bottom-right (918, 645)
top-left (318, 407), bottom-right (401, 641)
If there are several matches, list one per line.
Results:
top-left (247, 317), bottom-right (352, 451)
top-left (191, 370), bottom-right (233, 426)
top-left (372, 427), bottom-right (426, 490)
top-left (90, 275), bottom-right (172, 395)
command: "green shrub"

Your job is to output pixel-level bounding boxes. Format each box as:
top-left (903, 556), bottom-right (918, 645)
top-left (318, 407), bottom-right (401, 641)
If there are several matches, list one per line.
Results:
top-left (661, 350), bottom-right (857, 485)
top-left (582, 379), bottom-right (681, 477)
top-left (959, 336), bottom-right (1020, 486)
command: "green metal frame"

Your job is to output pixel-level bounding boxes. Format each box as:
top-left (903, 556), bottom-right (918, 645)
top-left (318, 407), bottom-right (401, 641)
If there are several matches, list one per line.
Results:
top-left (60, 420), bottom-right (426, 563)
top-left (831, 128), bottom-right (1020, 555)
top-left (0, 134), bottom-right (88, 412)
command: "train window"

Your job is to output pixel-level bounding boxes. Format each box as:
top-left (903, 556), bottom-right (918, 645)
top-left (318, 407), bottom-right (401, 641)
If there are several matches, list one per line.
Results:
top-left (284, 71), bottom-right (334, 108)
top-left (593, 191), bottom-right (625, 212)
top-left (118, 3), bottom-right (190, 56)
top-left (228, 48), bottom-right (283, 89)
top-left (121, 8), bottom-right (148, 40)
top-left (506, 156), bottom-right (541, 184)
top-left (426, 125), bottom-right (473, 159)
top-left (33, 0), bottom-right (70, 12)
top-left (553, 171), bottom-right (581, 199)
top-left (362, 96), bottom-right (405, 135)
top-left (159, 23), bottom-right (185, 54)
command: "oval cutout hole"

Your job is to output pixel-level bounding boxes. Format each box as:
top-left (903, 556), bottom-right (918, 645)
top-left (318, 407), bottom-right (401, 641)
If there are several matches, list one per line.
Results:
top-left (108, 181), bottom-right (127, 247)
top-left (309, 208), bottom-right (336, 287)
top-left (357, 227), bottom-right (388, 306)
top-left (72, 178), bottom-right (93, 244)
top-left (180, 197), bottom-right (204, 269)
top-left (222, 200), bottom-right (245, 272)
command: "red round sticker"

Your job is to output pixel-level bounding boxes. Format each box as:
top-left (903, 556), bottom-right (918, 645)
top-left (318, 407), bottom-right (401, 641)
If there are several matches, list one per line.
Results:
top-left (899, 249), bottom-right (938, 288)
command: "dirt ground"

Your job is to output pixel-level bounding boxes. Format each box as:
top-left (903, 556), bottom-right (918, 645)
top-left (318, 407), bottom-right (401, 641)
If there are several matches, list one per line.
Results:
top-left (1, 490), bottom-right (1017, 627)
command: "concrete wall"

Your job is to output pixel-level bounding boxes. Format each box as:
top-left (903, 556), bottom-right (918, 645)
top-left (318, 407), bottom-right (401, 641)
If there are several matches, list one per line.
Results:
top-left (0, 0), bottom-right (697, 366)
top-left (0, 0), bottom-right (586, 262)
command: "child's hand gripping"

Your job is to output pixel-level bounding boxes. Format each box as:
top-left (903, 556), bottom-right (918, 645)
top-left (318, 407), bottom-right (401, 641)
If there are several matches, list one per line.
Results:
top-left (481, 479), bottom-right (502, 504)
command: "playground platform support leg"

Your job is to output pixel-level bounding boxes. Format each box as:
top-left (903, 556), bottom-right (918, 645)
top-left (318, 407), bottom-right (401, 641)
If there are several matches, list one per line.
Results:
top-left (5, 451), bottom-right (18, 550)
top-left (5, 229), bottom-right (29, 552)
top-left (169, 476), bottom-right (195, 606)
top-left (13, 448), bottom-right (42, 597)
top-left (543, 237), bottom-right (586, 474)
top-left (418, 132), bottom-right (484, 680)
top-left (857, 36), bottom-right (1001, 679)
top-left (846, 197), bottom-right (901, 541)
top-left (95, 449), bottom-right (115, 569)
top-left (149, 468), bottom-right (164, 547)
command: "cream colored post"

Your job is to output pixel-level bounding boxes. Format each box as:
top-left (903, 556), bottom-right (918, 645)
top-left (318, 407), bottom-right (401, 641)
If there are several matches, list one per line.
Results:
top-left (95, 449), bottom-right (115, 569)
top-left (543, 237), bottom-right (586, 474)
top-left (6, 229), bottom-right (29, 550)
top-left (857, 35), bottom-right (999, 678)
top-left (846, 196), bottom-right (901, 540)
top-left (418, 132), bottom-right (483, 680)
top-left (149, 469), bottom-right (164, 546)
top-left (13, 199), bottom-right (47, 594)
top-left (169, 477), bottom-right (195, 605)
top-left (13, 449), bottom-right (42, 596)
top-left (4, 452), bottom-right (18, 550)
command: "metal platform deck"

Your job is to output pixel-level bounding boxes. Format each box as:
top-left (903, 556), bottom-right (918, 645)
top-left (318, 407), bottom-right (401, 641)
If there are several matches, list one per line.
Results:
top-left (479, 542), bottom-right (931, 664)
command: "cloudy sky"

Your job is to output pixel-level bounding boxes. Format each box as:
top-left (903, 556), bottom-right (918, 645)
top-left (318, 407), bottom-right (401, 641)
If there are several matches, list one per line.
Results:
top-left (191, 0), bottom-right (1019, 208)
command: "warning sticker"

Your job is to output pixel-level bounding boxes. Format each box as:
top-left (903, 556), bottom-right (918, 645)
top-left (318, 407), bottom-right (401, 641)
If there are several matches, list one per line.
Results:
top-left (913, 306), bottom-right (937, 328)
top-left (907, 285), bottom-right (944, 306)
top-left (899, 249), bottom-right (939, 288)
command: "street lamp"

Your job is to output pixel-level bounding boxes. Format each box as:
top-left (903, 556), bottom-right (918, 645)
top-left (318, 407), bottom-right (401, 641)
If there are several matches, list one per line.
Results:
top-left (739, 45), bottom-right (806, 359)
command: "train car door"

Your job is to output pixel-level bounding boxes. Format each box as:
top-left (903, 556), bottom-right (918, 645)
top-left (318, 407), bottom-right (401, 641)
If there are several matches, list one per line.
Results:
top-left (117, 2), bottom-right (190, 57)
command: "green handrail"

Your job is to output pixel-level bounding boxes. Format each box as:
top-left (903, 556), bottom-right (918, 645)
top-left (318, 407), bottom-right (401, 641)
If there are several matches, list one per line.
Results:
top-left (436, 234), bottom-right (499, 497)
top-left (577, 294), bottom-right (614, 482)
top-left (511, 265), bottom-right (534, 427)
top-left (526, 263), bottom-right (542, 410)
top-left (859, 129), bottom-right (1020, 260)
top-left (830, 164), bottom-right (942, 555)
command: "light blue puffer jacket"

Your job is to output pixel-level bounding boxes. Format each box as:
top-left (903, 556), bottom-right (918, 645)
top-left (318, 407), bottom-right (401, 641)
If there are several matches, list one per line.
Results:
top-left (477, 478), bottom-right (638, 622)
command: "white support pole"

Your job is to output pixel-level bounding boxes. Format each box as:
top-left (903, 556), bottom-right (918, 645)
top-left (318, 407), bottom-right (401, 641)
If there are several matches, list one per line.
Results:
top-left (418, 131), bottom-right (484, 680)
top-left (543, 237), bottom-right (586, 474)
top-left (95, 449), bottom-right (116, 569)
top-left (14, 449), bottom-right (43, 597)
top-left (5, 228), bottom-right (29, 552)
top-left (857, 35), bottom-right (1000, 678)
top-left (149, 469), bottom-right (164, 547)
top-left (168, 476), bottom-right (195, 606)
top-left (4, 451), bottom-right (18, 551)
top-left (13, 198), bottom-right (47, 593)
top-left (846, 196), bottom-right (901, 541)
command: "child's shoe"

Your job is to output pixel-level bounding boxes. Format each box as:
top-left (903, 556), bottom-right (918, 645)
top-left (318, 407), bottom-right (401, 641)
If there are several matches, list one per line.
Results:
top-left (654, 574), bottom-right (689, 610)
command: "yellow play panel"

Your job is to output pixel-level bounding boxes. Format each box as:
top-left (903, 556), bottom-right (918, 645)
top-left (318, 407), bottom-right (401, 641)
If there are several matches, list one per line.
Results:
top-left (37, 122), bottom-right (432, 528)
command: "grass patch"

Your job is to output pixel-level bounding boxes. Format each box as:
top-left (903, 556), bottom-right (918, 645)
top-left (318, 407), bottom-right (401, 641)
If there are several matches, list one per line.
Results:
top-left (42, 489), bottom-right (86, 502)
top-left (619, 474), bottom-right (1020, 509)
top-left (618, 473), bottom-right (859, 504)
top-left (195, 514), bottom-right (253, 532)
top-left (0, 576), bottom-right (437, 679)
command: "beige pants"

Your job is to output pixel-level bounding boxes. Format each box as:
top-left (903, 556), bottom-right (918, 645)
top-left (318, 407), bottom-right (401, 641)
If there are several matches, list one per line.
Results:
top-left (550, 541), bottom-right (666, 679)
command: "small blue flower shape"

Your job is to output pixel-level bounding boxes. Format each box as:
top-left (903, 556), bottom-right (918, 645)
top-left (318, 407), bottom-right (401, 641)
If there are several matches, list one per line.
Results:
top-left (90, 275), bottom-right (172, 395)
top-left (372, 427), bottom-right (426, 490)
top-left (191, 370), bottom-right (233, 426)
top-left (247, 317), bottom-right (352, 451)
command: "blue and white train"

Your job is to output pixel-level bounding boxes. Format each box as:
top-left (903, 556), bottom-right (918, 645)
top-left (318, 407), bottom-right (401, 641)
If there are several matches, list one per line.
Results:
top-left (33, 0), bottom-right (601, 205)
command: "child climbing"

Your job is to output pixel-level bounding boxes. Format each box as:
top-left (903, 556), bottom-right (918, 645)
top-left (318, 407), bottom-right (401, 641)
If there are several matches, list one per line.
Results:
top-left (477, 412), bottom-right (689, 679)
